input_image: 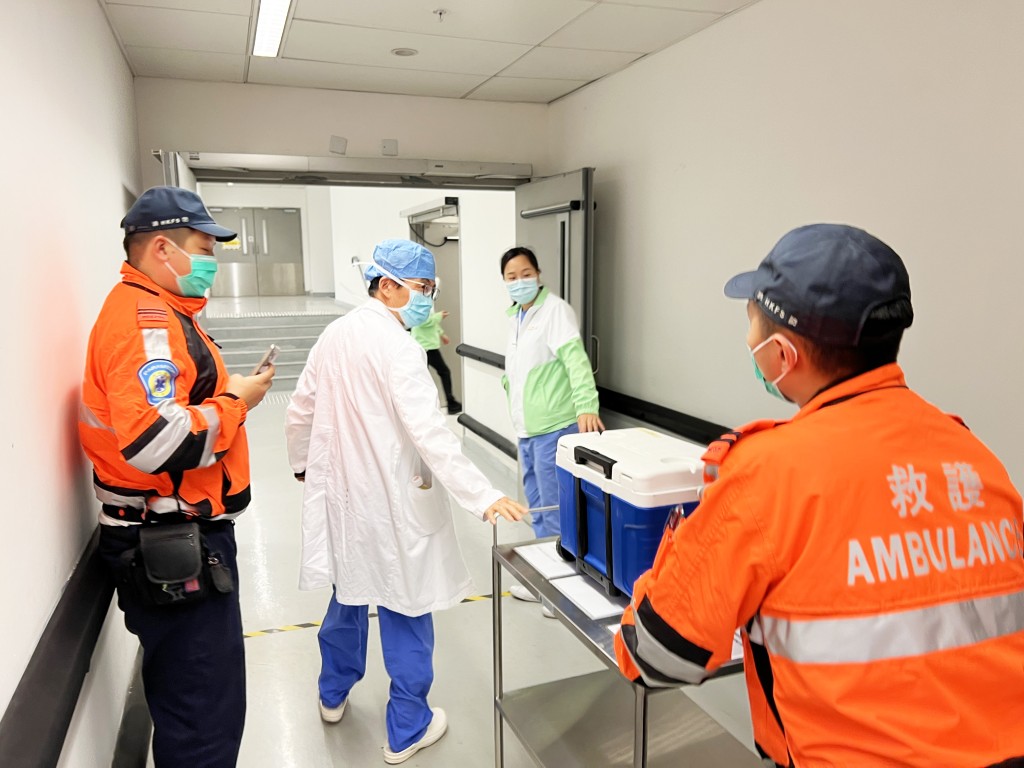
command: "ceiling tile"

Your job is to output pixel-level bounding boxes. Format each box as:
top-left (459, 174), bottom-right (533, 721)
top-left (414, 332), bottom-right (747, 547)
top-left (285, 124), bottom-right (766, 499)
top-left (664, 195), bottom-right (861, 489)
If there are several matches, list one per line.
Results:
top-left (106, 0), bottom-right (251, 15)
top-left (501, 47), bottom-right (640, 80)
top-left (544, 4), bottom-right (720, 52)
top-left (466, 76), bottom-right (587, 103)
top-left (127, 46), bottom-right (245, 81)
top-left (294, 0), bottom-right (596, 45)
top-left (283, 20), bottom-right (530, 76)
top-left (106, 4), bottom-right (250, 54)
top-left (247, 57), bottom-right (488, 98)
top-left (602, 0), bottom-right (749, 11)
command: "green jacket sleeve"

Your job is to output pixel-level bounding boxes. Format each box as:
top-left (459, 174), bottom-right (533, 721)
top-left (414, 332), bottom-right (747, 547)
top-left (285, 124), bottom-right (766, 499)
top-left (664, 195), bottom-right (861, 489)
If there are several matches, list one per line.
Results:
top-left (555, 337), bottom-right (600, 417)
top-left (410, 312), bottom-right (443, 349)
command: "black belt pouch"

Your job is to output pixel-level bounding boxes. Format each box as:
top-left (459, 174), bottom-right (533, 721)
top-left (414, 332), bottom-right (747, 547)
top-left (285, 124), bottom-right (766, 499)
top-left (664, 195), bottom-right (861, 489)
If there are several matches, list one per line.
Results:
top-left (135, 523), bottom-right (206, 606)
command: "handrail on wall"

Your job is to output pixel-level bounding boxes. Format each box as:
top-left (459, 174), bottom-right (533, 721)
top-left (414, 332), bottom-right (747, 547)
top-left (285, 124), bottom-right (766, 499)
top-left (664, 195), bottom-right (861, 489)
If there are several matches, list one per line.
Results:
top-left (455, 344), bottom-right (505, 370)
top-left (0, 527), bottom-right (114, 767)
top-left (457, 414), bottom-right (517, 460)
top-left (454, 344), bottom-right (730, 449)
top-left (596, 387), bottom-right (729, 446)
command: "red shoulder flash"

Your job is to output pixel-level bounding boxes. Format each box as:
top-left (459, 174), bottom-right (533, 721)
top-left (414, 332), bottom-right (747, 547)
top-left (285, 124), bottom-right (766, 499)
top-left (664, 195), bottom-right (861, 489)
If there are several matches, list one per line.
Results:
top-left (947, 413), bottom-right (969, 430)
top-left (701, 418), bottom-right (785, 468)
top-left (136, 297), bottom-right (169, 328)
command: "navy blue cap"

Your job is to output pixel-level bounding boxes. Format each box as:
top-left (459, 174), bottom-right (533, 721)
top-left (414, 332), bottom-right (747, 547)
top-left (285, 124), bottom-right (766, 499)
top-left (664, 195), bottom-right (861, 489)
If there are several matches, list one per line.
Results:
top-left (724, 223), bottom-right (913, 347)
top-left (120, 186), bottom-right (236, 242)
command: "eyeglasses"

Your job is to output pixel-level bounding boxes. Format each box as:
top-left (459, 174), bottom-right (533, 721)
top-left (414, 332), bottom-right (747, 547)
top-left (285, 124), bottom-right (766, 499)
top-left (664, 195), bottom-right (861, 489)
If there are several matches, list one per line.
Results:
top-left (403, 278), bottom-right (440, 301)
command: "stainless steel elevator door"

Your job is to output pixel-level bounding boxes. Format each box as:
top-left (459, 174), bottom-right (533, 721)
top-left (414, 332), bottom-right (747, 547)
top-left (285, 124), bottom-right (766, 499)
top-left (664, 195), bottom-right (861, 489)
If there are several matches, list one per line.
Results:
top-left (209, 207), bottom-right (305, 297)
top-left (210, 208), bottom-right (258, 297)
top-left (254, 208), bottom-right (304, 296)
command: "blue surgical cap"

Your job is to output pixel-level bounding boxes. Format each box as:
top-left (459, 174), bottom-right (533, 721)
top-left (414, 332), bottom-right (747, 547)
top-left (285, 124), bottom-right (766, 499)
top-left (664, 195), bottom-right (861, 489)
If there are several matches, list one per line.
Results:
top-left (364, 239), bottom-right (435, 282)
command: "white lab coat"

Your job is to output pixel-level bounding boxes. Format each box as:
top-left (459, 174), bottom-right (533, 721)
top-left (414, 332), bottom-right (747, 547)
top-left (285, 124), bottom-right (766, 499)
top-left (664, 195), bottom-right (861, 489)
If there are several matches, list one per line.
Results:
top-left (285, 299), bottom-right (504, 616)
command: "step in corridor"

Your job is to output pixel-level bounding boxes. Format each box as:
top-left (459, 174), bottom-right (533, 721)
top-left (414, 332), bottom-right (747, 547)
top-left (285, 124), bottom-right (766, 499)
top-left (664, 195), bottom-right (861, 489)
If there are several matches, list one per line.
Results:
top-left (203, 299), bottom-right (345, 396)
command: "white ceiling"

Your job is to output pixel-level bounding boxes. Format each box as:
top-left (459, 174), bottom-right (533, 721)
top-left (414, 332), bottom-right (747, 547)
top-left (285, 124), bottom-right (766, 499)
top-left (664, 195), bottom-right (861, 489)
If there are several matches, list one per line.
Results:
top-left (101, 0), bottom-right (756, 104)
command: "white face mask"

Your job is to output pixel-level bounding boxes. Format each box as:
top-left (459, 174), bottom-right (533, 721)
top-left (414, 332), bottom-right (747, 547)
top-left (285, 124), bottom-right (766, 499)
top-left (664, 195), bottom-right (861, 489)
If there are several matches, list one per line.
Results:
top-left (361, 259), bottom-right (436, 328)
top-left (506, 277), bottom-right (540, 305)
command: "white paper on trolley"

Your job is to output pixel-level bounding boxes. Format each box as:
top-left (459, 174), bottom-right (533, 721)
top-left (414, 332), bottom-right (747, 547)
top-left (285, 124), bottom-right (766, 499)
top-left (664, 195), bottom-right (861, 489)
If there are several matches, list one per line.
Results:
top-left (551, 575), bottom-right (626, 620)
top-left (512, 540), bottom-right (577, 580)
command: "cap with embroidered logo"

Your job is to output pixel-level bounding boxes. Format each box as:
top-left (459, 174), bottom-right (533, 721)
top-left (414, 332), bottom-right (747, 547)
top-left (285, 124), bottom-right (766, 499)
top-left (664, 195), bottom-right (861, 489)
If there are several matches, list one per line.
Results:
top-left (724, 223), bottom-right (914, 347)
top-left (120, 186), bottom-right (236, 242)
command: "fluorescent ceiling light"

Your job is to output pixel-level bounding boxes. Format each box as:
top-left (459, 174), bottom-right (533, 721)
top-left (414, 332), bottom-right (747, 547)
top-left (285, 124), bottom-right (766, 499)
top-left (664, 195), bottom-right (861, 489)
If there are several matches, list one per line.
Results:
top-left (253, 0), bottom-right (292, 58)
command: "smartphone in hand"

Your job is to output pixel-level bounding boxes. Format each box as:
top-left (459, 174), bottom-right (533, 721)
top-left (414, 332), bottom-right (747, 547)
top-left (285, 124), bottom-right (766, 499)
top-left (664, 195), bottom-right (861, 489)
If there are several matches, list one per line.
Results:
top-left (251, 344), bottom-right (279, 375)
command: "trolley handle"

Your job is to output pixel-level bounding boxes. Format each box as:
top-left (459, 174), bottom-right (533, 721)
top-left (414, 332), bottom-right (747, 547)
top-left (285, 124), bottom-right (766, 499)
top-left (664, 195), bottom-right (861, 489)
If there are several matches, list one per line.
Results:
top-left (574, 446), bottom-right (616, 479)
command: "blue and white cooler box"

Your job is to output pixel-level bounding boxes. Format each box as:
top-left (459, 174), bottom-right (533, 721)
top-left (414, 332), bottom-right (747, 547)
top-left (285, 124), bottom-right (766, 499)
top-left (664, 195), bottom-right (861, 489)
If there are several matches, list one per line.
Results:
top-left (555, 428), bottom-right (705, 597)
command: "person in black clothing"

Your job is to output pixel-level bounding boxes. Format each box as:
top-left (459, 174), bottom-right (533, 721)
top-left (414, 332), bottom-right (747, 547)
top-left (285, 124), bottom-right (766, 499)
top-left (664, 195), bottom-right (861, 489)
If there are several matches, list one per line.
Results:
top-left (410, 309), bottom-right (462, 414)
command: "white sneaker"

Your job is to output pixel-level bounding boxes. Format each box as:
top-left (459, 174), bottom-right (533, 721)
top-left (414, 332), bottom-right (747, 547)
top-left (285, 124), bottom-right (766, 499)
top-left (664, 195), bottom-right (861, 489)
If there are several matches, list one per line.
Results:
top-left (319, 697), bottom-right (347, 723)
top-left (509, 584), bottom-right (539, 603)
top-left (541, 600), bottom-right (556, 619)
top-left (383, 707), bottom-right (448, 764)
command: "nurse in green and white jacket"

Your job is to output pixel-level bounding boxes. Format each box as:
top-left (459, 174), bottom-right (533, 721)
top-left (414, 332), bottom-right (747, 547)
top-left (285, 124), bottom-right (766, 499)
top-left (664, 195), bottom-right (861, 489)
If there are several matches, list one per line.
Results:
top-left (500, 246), bottom-right (604, 539)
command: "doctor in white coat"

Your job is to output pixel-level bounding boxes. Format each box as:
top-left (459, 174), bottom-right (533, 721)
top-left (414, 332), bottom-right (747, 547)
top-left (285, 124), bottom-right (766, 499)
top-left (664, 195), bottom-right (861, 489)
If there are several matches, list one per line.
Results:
top-left (285, 239), bottom-right (525, 765)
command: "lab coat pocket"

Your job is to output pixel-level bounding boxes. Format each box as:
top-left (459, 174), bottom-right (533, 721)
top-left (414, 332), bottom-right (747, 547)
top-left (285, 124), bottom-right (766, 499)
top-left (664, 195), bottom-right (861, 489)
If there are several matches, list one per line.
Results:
top-left (405, 480), bottom-right (452, 538)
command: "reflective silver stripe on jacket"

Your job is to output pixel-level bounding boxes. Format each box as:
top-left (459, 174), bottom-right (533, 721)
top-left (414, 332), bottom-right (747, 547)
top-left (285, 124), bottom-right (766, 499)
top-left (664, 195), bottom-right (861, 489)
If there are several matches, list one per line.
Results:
top-left (762, 589), bottom-right (1024, 664)
top-left (126, 398), bottom-right (221, 474)
top-left (197, 404), bottom-right (220, 468)
top-left (748, 615), bottom-right (765, 644)
top-left (99, 508), bottom-right (245, 527)
top-left (142, 327), bottom-right (172, 362)
top-left (94, 485), bottom-right (146, 509)
top-left (631, 600), bottom-right (711, 686)
top-left (79, 403), bottom-right (113, 432)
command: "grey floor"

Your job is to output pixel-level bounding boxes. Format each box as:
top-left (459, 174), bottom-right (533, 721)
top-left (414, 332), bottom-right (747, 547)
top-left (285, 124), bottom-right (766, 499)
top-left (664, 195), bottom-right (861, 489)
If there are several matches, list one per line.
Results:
top-left (163, 297), bottom-right (758, 768)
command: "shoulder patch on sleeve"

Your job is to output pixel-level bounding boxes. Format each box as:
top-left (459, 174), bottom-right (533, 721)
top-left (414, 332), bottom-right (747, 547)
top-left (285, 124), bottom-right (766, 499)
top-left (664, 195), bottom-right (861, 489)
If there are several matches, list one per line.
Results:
top-left (137, 359), bottom-right (179, 405)
top-left (701, 418), bottom-right (785, 482)
top-left (136, 297), bottom-right (169, 328)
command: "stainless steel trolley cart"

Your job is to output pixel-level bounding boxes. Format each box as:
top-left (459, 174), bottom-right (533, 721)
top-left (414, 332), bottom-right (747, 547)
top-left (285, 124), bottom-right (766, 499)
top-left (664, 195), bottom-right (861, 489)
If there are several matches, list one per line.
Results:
top-left (492, 534), bottom-right (763, 768)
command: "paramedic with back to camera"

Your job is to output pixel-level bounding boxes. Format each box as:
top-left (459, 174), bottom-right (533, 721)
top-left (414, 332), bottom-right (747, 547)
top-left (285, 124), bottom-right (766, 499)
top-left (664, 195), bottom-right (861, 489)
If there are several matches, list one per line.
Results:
top-left (614, 223), bottom-right (1024, 768)
top-left (79, 186), bottom-right (274, 768)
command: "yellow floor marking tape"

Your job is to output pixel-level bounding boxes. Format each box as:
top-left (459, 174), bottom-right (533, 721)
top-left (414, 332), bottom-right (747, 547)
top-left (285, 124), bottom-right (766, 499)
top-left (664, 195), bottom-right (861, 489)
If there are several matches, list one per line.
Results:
top-left (244, 592), bottom-right (511, 638)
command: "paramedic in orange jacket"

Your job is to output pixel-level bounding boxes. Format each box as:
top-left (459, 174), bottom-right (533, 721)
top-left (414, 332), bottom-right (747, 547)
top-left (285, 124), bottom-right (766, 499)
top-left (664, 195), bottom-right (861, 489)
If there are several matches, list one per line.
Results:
top-left (79, 187), bottom-right (274, 768)
top-left (615, 224), bottom-right (1024, 768)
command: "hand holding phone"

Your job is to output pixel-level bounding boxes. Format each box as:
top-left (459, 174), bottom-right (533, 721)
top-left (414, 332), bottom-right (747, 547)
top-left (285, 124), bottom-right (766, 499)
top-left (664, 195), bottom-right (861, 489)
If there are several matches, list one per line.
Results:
top-left (251, 344), bottom-right (279, 376)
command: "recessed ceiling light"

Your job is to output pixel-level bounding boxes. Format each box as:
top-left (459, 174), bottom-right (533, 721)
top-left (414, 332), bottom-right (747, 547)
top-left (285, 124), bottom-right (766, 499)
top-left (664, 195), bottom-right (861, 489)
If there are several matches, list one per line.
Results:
top-left (391, 48), bottom-right (419, 57)
top-left (253, 0), bottom-right (292, 58)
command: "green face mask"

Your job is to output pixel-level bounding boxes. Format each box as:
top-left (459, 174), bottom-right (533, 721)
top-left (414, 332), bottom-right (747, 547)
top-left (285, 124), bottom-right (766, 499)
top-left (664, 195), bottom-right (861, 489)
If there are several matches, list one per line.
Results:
top-left (748, 335), bottom-right (795, 401)
top-left (165, 241), bottom-right (219, 298)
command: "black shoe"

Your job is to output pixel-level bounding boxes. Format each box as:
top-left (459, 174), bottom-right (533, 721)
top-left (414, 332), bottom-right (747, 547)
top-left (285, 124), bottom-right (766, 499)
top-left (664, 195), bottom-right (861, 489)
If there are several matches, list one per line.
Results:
top-left (447, 399), bottom-right (462, 415)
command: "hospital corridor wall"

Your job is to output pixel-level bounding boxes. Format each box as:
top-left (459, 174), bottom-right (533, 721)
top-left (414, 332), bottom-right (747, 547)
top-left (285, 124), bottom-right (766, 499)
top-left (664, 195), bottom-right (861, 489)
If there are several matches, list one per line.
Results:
top-left (133, 77), bottom-right (552, 191)
top-left (545, 0), bottom-right (1024, 488)
top-left (0, 0), bottom-right (143, 765)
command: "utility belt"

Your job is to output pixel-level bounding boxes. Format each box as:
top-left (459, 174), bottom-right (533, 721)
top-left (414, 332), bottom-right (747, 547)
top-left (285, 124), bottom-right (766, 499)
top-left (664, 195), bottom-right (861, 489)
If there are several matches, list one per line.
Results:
top-left (105, 509), bottom-right (235, 608)
top-left (102, 503), bottom-right (212, 525)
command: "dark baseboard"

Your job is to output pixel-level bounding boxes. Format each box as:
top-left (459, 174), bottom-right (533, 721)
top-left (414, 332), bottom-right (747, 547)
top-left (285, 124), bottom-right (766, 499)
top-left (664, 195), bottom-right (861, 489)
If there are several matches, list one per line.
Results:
top-left (598, 387), bottom-right (728, 446)
top-left (0, 527), bottom-right (114, 767)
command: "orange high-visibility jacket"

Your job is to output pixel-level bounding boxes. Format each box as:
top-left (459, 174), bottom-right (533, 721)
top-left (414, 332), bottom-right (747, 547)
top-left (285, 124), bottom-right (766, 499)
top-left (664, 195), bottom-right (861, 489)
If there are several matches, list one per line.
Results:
top-left (615, 364), bottom-right (1024, 767)
top-left (79, 263), bottom-right (251, 522)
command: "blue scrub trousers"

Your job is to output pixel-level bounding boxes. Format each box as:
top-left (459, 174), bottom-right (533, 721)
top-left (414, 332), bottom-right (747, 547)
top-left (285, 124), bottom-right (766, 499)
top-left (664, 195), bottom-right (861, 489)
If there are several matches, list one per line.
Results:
top-left (318, 592), bottom-right (435, 752)
top-left (518, 422), bottom-right (579, 538)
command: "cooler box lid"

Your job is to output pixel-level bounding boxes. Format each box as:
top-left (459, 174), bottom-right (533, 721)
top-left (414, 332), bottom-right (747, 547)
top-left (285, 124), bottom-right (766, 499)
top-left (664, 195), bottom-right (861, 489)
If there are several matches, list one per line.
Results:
top-left (555, 427), bottom-right (705, 508)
